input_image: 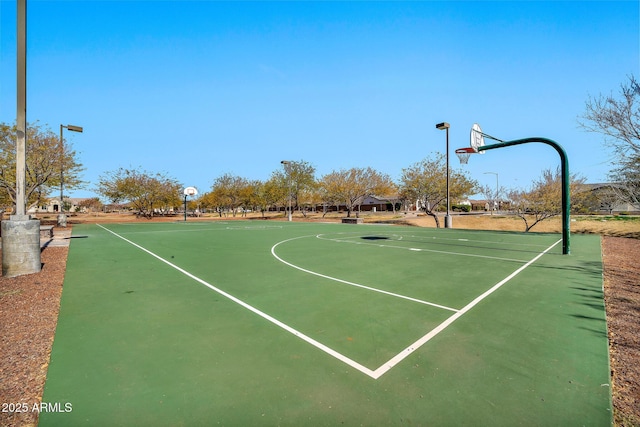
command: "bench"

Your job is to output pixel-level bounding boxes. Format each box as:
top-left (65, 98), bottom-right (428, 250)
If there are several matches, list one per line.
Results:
top-left (341, 217), bottom-right (363, 224)
top-left (40, 225), bottom-right (54, 239)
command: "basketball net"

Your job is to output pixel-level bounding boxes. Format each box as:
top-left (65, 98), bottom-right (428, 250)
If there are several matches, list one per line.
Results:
top-left (455, 147), bottom-right (476, 164)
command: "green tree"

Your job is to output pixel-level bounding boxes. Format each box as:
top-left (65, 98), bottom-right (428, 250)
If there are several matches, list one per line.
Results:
top-left (206, 173), bottom-right (250, 217)
top-left (399, 153), bottom-right (477, 227)
top-left (580, 75), bottom-right (640, 207)
top-left (0, 121), bottom-right (84, 211)
top-left (319, 167), bottom-right (396, 217)
top-left (276, 160), bottom-right (317, 216)
top-left (96, 167), bottom-right (182, 218)
top-left (198, 191), bottom-right (222, 216)
top-left (237, 179), bottom-right (262, 217)
top-left (250, 177), bottom-right (287, 218)
top-left (318, 169), bottom-right (348, 215)
top-left (77, 197), bottom-right (103, 213)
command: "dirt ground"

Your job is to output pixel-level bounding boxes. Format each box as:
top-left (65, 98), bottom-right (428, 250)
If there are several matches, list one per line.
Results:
top-left (0, 213), bottom-right (638, 426)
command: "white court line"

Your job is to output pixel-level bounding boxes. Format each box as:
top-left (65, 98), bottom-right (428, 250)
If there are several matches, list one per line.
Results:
top-left (96, 224), bottom-right (379, 378)
top-left (317, 234), bottom-right (526, 263)
top-left (328, 231), bottom-right (552, 249)
top-left (226, 225), bottom-right (283, 230)
top-left (271, 235), bottom-right (459, 312)
top-left (103, 223), bottom-right (282, 235)
top-left (96, 224), bottom-right (560, 380)
top-left (371, 238), bottom-right (562, 378)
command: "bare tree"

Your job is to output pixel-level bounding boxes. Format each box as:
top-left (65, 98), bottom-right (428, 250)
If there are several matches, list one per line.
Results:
top-left (580, 75), bottom-right (640, 207)
top-left (478, 183), bottom-right (500, 214)
top-left (608, 153), bottom-right (640, 209)
top-left (507, 168), bottom-right (588, 232)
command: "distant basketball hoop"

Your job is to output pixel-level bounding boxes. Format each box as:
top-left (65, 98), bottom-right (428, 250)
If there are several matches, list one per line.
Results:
top-left (183, 187), bottom-right (198, 221)
top-left (184, 186), bottom-right (198, 197)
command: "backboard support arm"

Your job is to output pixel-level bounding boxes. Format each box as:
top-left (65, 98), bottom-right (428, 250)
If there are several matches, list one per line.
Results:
top-left (477, 138), bottom-right (570, 255)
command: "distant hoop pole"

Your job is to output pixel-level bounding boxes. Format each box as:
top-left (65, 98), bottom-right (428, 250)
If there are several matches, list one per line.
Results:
top-left (183, 187), bottom-right (198, 222)
top-left (478, 137), bottom-right (570, 255)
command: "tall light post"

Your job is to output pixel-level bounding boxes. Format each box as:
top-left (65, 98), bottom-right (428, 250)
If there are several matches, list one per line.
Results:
top-left (436, 122), bottom-right (452, 228)
top-left (484, 172), bottom-right (499, 215)
top-left (281, 160), bottom-right (292, 222)
top-left (58, 124), bottom-right (83, 227)
top-left (1, 0), bottom-right (42, 277)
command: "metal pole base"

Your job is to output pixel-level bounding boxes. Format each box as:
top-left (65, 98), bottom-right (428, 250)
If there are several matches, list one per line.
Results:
top-left (2, 218), bottom-right (41, 277)
top-left (57, 213), bottom-right (67, 227)
top-left (444, 215), bottom-right (453, 228)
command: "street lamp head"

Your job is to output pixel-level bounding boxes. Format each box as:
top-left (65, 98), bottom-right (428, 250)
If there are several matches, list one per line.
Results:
top-left (281, 160), bottom-right (290, 165)
top-left (436, 122), bottom-right (450, 130)
top-left (66, 125), bottom-right (83, 133)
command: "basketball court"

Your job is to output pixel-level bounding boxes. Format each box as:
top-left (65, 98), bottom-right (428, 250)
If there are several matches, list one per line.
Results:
top-left (38, 220), bottom-right (612, 426)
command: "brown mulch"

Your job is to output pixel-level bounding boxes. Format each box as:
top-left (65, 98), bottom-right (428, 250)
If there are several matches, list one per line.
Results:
top-left (0, 231), bottom-right (638, 426)
top-left (602, 237), bottom-right (640, 426)
top-left (0, 246), bottom-right (67, 427)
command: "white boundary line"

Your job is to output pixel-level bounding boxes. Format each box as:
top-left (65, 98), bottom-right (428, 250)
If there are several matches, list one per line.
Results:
top-left (371, 238), bottom-right (562, 378)
top-left (96, 224), bottom-right (379, 378)
top-left (104, 223), bottom-right (282, 235)
top-left (96, 223), bottom-right (560, 380)
top-left (323, 230), bottom-right (552, 249)
top-left (315, 233), bottom-right (527, 263)
top-left (271, 235), bottom-right (459, 312)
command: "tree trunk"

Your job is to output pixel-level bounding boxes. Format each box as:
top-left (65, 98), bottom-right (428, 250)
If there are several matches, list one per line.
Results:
top-left (426, 210), bottom-right (440, 228)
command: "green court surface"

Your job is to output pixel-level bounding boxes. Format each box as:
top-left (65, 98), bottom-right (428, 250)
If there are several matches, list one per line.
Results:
top-left (40, 221), bottom-right (612, 426)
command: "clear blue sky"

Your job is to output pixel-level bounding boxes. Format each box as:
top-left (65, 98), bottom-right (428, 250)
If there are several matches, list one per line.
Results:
top-left (1, 0), bottom-right (638, 200)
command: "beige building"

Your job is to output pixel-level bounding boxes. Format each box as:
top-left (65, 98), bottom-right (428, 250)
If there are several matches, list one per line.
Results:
top-left (29, 197), bottom-right (89, 214)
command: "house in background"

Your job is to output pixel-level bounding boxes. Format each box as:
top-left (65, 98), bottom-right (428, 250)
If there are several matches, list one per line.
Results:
top-left (29, 197), bottom-right (89, 214)
top-left (581, 183), bottom-right (640, 214)
top-left (360, 195), bottom-right (403, 212)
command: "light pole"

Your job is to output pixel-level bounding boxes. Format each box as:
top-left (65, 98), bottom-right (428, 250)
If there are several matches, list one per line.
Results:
top-left (436, 122), bottom-right (452, 228)
top-left (58, 124), bottom-right (83, 227)
top-left (1, 0), bottom-right (42, 277)
top-left (484, 172), bottom-right (499, 215)
top-left (281, 160), bottom-right (292, 222)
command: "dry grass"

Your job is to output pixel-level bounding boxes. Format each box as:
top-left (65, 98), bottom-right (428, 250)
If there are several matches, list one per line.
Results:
top-left (50, 210), bottom-right (640, 239)
top-left (397, 213), bottom-right (640, 238)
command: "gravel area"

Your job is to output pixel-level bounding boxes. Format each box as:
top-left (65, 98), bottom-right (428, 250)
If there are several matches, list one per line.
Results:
top-left (602, 236), bottom-right (640, 426)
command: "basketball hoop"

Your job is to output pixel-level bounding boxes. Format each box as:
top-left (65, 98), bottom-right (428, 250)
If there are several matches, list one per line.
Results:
top-left (455, 147), bottom-right (476, 164)
top-left (470, 123), bottom-right (485, 154)
top-left (183, 186), bottom-right (198, 197)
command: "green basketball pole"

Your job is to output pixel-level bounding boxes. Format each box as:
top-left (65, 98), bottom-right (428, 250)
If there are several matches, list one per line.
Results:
top-left (477, 137), bottom-right (570, 255)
